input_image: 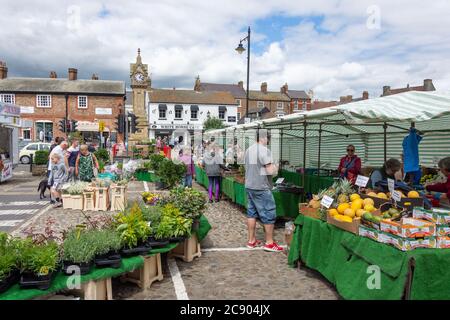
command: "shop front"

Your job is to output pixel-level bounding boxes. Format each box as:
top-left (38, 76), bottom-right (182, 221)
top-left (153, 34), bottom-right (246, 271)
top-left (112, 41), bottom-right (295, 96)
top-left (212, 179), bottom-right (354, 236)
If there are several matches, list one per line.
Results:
top-left (0, 102), bottom-right (21, 182)
top-left (76, 120), bottom-right (115, 148)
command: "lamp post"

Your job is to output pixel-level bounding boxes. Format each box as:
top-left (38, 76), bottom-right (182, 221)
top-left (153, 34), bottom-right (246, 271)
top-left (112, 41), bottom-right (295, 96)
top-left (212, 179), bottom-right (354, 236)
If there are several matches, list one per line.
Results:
top-left (235, 26), bottom-right (251, 121)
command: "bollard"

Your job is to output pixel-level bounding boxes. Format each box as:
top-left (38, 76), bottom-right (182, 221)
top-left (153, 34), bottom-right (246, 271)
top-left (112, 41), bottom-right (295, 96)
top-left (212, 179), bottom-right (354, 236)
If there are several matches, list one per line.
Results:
top-left (30, 154), bottom-right (33, 173)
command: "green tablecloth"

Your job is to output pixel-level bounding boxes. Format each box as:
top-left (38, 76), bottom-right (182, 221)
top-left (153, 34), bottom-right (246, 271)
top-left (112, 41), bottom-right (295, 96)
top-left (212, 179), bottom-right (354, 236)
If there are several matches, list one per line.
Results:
top-left (222, 177), bottom-right (235, 202)
top-left (280, 170), bottom-right (335, 195)
top-left (0, 243), bottom-right (178, 300)
top-left (197, 215), bottom-right (212, 242)
top-left (134, 171), bottom-right (152, 182)
top-left (195, 166), bottom-right (202, 184)
top-left (272, 190), bottom-right (299, 218)
top-left (288, 215), bottom-right (450, 300)
top-left (234, 181), bottom-right (247, 208)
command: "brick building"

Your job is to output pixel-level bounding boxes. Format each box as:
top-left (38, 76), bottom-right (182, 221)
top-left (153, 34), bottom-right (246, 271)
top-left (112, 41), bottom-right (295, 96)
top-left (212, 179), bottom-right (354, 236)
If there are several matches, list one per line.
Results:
top-left (381, 79), bottom-right (435, 96)
top-left (280, 83), bottom-right (312, 113)
top-left (0, 62), bottom-right (125, 145)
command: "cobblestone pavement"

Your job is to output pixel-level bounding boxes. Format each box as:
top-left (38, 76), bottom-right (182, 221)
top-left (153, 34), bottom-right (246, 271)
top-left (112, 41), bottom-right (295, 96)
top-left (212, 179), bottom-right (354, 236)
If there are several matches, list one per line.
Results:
top-left (11, 179), bottom-right (339, 300)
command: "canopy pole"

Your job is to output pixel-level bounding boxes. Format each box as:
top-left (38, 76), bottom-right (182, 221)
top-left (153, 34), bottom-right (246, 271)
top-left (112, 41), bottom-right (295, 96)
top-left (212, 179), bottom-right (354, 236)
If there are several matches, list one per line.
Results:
top-left (279, 129), bottom-right (283, 176)
top-left (302, 121), bottom-right (307, 188)
top-left (383, 122), bottom-right (387, 163)
top-left (318, 124), bottom-right (322, 177)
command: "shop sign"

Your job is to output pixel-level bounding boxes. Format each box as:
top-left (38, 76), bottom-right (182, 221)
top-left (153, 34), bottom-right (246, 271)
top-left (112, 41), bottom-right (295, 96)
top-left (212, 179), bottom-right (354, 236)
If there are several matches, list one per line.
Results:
top-left (151, 124), bottom-right (202, 130)
top-left (0, 103), bottom-right (20, 117)
top-left (0, 161), bottom-right (12, 182)
top-left (95, 108), bottom-right (112, 115)
top-left (20, 106), bottom-right (34, 114)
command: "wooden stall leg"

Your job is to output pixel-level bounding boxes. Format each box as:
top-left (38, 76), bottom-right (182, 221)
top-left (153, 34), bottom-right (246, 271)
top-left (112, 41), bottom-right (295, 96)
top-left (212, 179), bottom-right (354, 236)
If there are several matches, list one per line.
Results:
top-left (171, 234), bottom-right (202, 262)
top-left (121, 253), bottom-right (164, 289)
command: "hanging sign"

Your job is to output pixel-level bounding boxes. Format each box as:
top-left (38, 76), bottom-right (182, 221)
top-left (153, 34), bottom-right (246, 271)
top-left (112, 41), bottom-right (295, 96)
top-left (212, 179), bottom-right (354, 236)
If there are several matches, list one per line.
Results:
top-left (321, 195), bottom-right (334, 209)
top-left (355, 175), bottom-right (370, 188)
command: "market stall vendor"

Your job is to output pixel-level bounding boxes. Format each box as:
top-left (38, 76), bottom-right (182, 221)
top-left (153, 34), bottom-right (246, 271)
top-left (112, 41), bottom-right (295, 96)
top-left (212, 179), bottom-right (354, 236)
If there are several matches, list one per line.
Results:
top-left (370, 158), bottom-right (403, 191)
top-left (426, 157), bottom-right (450, 204)
top-left (337, 145), bottom-right (361, 184)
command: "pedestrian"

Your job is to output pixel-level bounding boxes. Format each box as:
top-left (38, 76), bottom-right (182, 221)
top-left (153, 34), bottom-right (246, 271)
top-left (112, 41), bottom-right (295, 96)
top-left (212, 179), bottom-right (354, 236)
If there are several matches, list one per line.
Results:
top-left (66, 139), bottom-right (80, 182)
top-left (48, 153), bottom-right (68, 208)
top-left (75, 144), bottom-right (99, 182)
top-left (48, 140), bottom-right (68, 180)
top-left (244, 131), bottom-right (283, 252)
top-left (49, 136), bottom-right (64, 153)
top-left (39, 130), bottom-right (44, 142)
top-left (337, 144), bottom-right (361, 184)
top-left (179, 147), bottom-right (194, 188)
top-left (156, 136), bottom-right (162, 152)
top-left (202, 144), bottom-right (224, 203)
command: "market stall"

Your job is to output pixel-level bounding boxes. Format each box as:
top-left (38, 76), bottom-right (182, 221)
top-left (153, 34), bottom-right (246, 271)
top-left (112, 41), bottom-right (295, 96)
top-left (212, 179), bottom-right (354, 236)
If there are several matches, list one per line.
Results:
top-left (0, 102), bottom-right (20, 183)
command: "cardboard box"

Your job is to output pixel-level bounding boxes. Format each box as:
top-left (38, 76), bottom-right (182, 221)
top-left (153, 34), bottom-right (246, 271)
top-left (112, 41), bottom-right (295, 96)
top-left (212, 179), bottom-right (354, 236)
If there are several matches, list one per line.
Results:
top-left (299, 203), bottom-right (321, 220)
top-left (437, 236), bottom-right (450, 249)
top-left (436, 225), bottom-right (450, 237)
top-left (378, 232), bottom-right (436, 251)
top-left (359, 225), bottom-right (380, 241)
top-left (327, 212), bottom-right (360, 235)
top-left (413, 207), bottom-right (450, 225)
top-left (380, 217), bottom-right (436, 238)
top-left (398, 198), bottom-right (424, 212)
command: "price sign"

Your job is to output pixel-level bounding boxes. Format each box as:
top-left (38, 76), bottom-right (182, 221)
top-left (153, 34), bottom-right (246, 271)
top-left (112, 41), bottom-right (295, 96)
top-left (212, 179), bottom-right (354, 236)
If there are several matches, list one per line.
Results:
top-left (275, 178), bottom-right (285, 184)
top-left (392, 190), bottom-right (402, 203)
top-left (321, 195), bottom-right (334, 209)
top-left (388, 178), bottom-right (395, 193)
top-left (355, 175), bottom-right (370, 188)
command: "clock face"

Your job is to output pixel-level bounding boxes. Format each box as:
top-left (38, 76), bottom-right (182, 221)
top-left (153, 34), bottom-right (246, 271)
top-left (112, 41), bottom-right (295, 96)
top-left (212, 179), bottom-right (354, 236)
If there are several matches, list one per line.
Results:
top-left (134, 73), bottom-right (145, 82)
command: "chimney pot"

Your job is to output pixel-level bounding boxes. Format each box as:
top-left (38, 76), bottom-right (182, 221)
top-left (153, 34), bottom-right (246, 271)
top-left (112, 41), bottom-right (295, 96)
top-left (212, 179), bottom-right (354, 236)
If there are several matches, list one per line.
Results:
top-left (238, 81), bottom-right (244, 89)
top-left (261, 82), bottom-right (268, 94)
top-left (0, 61), bottom-right (8, 79)
top-left (49, 71), bottom-right (57, 79)
top-left (91, 73), bottom-right (98, 80)
top-left (68, 68), bottom-right (78, 80)
top-left (383, 85), bottom-right (391, 96)
top-left (363, 91), bottom-right (369, 100)
top-left (424, 79), bottom-right (435, 91)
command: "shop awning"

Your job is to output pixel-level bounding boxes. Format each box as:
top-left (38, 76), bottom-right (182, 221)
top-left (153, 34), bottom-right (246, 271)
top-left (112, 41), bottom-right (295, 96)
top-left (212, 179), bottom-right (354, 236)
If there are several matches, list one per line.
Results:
top-left (158, 104), bottom-right (167, 110)
top-left (175, 105), bottom-right (183, 111)
top-left (219, 106), bottom-right (227, 112)
top-left (190, 105), bottom-right (199, 111)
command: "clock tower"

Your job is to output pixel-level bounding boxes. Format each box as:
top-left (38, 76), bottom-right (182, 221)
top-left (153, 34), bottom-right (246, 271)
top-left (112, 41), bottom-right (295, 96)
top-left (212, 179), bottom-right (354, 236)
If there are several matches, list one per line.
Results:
top-left (129, 48), bottom-right (150, 143)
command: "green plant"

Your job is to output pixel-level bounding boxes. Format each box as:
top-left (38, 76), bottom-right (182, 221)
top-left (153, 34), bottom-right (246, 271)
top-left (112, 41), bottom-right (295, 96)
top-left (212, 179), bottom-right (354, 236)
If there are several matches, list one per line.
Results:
top-left (98, 160), bottom-right (106, 173)
top-left (163, 187), bottom-right (206, 220)
top-left (94, 148), bottom-right (110, 164)
top-left (19, 239), bottom-right (59, 276)
top-left (157, 159), bottom-right (186, 189)
top-left (203, 116), bottom-right (225, 131)
top-left (64, 181), bottom-right (89, 195)
top-left (0, 233), bottom-right (20, 281)
top-left (62, 229), bottom-right (96, 264)
top-left (149, 154), bottom-right (166, 171)
top-left (114, 203), bottom-right (151, 248)
top-left (34, 150), bottom-right (49, 165)
top-left (155, 204), bottom-right (192, 239)
top-left (88, 229), bottom-right (122, 256)
top-left (140, 204), bottom-right (162, 226)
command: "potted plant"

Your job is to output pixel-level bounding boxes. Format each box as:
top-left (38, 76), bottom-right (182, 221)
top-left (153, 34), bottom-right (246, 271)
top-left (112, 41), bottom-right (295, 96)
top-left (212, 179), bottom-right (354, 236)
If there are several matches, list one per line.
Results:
top-left (156, 159), bottom-right (186, 189)
top-left (90, 229), bottom-right (123, 269)
top-left (94, 148), bottom-right (110, 165)
top-left (114, 203), bottom-right (152, 257)
top-left (140, 205), bottom-right (169, 248)
top-left (163, 187), bottom-right (207, 226)
top-left (61, 228), bottom-right (96, 275)
top-left (0, 233), bottom-right (20, 293)
top-left (155, 204), bottom-right (192, 242)
top-left (64, 181), bottom-right (89, 210)
top-left (19, 239), bottom-right (59, 290)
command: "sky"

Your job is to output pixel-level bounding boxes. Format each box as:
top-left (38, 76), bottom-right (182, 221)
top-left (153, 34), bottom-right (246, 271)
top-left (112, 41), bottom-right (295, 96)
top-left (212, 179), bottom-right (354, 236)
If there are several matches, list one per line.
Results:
top-left (1, 0), bottom-right (450, 100)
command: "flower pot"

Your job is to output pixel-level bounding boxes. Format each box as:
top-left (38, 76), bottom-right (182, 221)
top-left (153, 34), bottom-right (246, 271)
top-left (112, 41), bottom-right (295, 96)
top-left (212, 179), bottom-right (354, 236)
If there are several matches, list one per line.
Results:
top-left (19, 271), bottom-right (55, 290)
top-left (31, 164), bottom-right (47, 177)
top-left (146, 237), bottom-right (169, 248)
top-left (94, 251), bottom-right (122, 269)
top-left (121, 243), bottom-right (152, 257)
top-left (0, 269), bottom-right (20, 294)
top-left (71, 195), bottom-right (84, 210)
top-left (62, 260), bottom-right (93, 275)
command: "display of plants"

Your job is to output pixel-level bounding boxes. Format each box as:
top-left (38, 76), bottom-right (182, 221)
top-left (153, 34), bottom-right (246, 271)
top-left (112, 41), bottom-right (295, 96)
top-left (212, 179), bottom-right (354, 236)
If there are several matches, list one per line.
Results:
top-left (140, 204), bottom-right (162, 226)
top-left (62, 228), bottom-right (96, 275)
top-left (98, 160), bottom-right (106, 173)
top-left (64, 181), bottom-right (89, 195)
top-left (156, 158), bottom-right (186, 189)
top-left (114, 203), bottom-right (152, 250)
top-left (94, 148), bottom-right (110, 164)
top-left (89, 228), bottom-right (122, 257)
top-left (141, 192), bottom-right (160, 206)
top-left (0, 233), bottom-right (20, 293)
top-left (155, 204), bottom-right (192, 240)
top-left (161, 187), bottom-right (206, 220)
top-left (149, 154), bottom-right (165, 171)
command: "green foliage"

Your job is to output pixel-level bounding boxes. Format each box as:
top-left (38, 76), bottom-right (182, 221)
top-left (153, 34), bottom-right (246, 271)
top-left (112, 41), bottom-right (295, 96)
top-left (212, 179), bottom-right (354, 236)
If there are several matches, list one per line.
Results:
top-left (157, 159), bottom-right (186, 189)
top-left (19, 239), bottom-right (59, 276)
top-left (87, 229), bottom-right (122, 256)
top-left (34, 150), bottom-right (49, 165)
top-left (62, 229), bottom-right (96, 264)
top-left (155, 204), bottom-right (192, 239)
top-left (114, 203), bottom-right (151, 249)
top-left (98, 160), bottom-right (106, 173)
top-left (203, 116), bottom-right (225, 131)
top-left (0, 232), bottom-right (20, 281)
top-left (94, 148), bottom-right (110, 164)
top-left (149, 154), bottom-right (166, 171)
top-left (140, 204), bottom-right (162, 227)
top-left (163, 187), bottom-right (206, 220)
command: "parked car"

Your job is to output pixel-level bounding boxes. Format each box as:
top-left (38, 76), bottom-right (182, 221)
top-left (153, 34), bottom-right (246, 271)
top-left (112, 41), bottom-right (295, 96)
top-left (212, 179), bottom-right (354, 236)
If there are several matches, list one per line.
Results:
top-left (19, 142), bottom-right (51, 164)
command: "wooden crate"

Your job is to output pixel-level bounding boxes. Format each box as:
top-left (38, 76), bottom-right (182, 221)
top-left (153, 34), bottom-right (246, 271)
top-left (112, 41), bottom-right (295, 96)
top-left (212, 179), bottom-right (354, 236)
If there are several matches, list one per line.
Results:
top-left (171, 234), bottom-right (201, 262)
top-left (72, 195), bottom-right (83, 210)
top-left (110, 186), bottom-right (127, 211)
top-left (94, 187), bottom-right (109, 211)
top-left (299, 203), bottom-right (321, 219)
top-left (120, 253), bottom-right (163, 289)
top-left (83, 191), bottom-right (95, 211)
top-left (61, 194), bottom-right (73, 210)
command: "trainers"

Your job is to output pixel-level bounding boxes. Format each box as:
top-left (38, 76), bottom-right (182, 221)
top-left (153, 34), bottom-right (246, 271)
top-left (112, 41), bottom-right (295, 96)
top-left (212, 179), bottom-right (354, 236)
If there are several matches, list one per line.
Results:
top-left (263, 242), bottom-right (284, 252)
top-left (246, 240), bottom-right (262, 249)
top-left (53, 201), bottom-right (63, 208)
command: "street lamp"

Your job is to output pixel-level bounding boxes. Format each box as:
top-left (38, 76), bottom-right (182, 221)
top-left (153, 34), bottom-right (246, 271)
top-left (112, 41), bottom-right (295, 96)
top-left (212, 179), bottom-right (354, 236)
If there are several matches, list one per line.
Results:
top-left (235, 26), bottom-right (251, 121)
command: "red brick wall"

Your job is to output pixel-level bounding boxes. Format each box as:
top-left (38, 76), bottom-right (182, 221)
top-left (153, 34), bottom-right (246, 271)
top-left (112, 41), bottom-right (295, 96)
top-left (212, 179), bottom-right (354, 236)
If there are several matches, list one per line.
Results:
top-left (16, 93), bottom-right (124, 142)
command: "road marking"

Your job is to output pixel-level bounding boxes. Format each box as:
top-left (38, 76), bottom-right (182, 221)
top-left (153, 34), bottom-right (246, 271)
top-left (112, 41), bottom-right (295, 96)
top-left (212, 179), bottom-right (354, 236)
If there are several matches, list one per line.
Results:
top-left (11, 204), bottom-right (52, 236)
top-left (2, 201), bottom-right (48, 206)
top-left (0, 209), bottom-right (38, 216)
top-left (167, 257), bottom-right (189, 300)
top-left (0, 220), bottom-right (24, 227)
top-left (143, 181), bottom-right (149, 192)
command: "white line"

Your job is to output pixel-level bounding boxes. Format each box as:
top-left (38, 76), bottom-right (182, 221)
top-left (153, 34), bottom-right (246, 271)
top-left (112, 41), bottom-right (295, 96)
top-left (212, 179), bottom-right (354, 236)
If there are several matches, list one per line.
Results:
top-left (143, 181), bottom-right (149, 192)
top-left (3, 201), bottom-right (48, 206)
top-left (0, 209), bottom-right (38, 216)
top-left (167, 257), bottom-right (189, 300)
top-left (11, 204), bottom-right (52, 236)
top-left (0, 220), bottom-right (24, 227)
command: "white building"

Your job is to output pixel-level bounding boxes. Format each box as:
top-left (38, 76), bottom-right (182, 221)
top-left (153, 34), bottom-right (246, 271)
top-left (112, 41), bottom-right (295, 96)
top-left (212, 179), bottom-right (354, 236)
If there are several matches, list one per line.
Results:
top-left (146, 89), bottom-right (238, 140)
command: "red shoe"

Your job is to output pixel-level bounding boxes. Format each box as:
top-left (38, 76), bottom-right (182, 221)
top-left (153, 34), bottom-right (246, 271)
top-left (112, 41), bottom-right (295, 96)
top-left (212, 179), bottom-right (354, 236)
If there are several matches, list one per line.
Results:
top-left (246, 240), bottom-right (262, 249)
top-left (263, 242), bottom-right (284, 252)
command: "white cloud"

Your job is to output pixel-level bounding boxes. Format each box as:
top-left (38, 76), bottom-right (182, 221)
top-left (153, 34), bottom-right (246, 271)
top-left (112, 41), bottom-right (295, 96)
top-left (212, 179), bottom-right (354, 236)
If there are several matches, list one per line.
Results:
top-left (0, 0), bottom-right (450, 100)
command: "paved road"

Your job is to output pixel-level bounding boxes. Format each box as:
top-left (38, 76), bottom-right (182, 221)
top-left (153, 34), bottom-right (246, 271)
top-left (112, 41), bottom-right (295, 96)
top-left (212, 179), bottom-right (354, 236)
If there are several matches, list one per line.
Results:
top-left (0, 165), bottom-right (49, 233)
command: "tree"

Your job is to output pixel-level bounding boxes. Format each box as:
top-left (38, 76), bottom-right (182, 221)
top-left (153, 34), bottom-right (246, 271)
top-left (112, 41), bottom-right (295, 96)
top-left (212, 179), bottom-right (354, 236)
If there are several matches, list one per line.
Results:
top-left (203, 116), bottom-right (225, 131)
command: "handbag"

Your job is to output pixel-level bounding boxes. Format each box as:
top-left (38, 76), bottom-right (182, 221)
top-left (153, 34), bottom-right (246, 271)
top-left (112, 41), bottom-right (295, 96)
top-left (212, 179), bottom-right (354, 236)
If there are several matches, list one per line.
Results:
top-left (91, 154), bottom-right (98, 177)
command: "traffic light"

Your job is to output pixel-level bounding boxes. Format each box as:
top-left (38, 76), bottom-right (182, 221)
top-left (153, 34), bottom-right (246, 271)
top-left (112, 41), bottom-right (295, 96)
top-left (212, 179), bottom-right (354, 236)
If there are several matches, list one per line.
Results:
top-left (130, 113), bottom-right (138, 133)
top-left (58, 118), bottom-right (67, 132)
top-left (115, 113), bottom-right (125, 133)
top-left (71, 120), bottom-right (78, 132)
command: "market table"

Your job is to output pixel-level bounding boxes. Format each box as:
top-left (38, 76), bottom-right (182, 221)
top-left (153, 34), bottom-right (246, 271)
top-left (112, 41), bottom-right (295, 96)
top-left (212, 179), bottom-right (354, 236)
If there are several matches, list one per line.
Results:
top-left (280, 170), bottom-right (335, 195)
top-left (272, 190), bottom-right (300, 218)
top-left (288, 214), bottom-right (450, 300)
top-left (221, 176), bottom-right (236, 202)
